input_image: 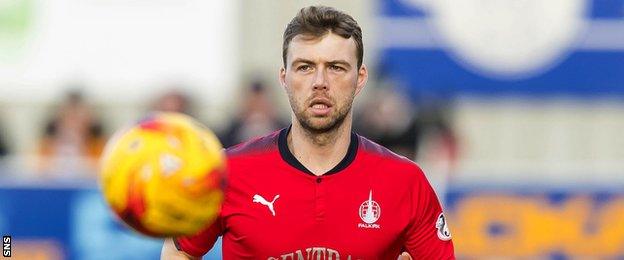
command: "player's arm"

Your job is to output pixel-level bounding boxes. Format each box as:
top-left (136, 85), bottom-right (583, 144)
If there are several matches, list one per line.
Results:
top-left (397, 252), bottom-right (412, 260)
top-left (161, 238), bottom-right (201, 260)
top-left (403, 166), bottom-right (455, 259)
top-left (161, 215), bottom-right (224, 259)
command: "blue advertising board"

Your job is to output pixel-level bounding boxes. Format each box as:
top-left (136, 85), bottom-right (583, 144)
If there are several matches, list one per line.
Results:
top-left (378, 0), bottom-right (624, 98)
top-left (0, 186), bottom-right (222, 260)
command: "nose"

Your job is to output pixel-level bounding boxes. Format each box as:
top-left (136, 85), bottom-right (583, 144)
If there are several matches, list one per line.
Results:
top-left (312, 69), bottom-right (328, 91)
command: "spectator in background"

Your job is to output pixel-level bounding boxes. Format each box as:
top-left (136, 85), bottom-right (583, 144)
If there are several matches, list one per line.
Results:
top-left (355, 87), bottom-right (457, 163)
top-left (0, 122), bottom-right (9, 177)
top-left (220, 80), bottom-right (287, 147)
top-left (151, 89), bottom-right (193, 115)
top-left (355, 88), bottom-right (421, 159)
top-left (414, 100), bottom-right (458, 205)
top-left (37, 90), bottom-right (105, 180)
top-left (0, 122), bottom-right (8, 157)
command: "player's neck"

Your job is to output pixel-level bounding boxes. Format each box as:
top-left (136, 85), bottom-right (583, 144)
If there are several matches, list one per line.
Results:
top-left (288, 119), bottom-right (352, 176)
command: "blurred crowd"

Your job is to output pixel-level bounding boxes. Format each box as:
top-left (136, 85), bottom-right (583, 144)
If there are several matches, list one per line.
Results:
top-left (0, 78), bottom-right (458, 187)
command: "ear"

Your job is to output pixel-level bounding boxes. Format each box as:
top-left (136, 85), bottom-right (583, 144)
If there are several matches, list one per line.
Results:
top-left (355, 64), bottom-right (368, 96)
top-left (279, 67), bottom-right (287, 89)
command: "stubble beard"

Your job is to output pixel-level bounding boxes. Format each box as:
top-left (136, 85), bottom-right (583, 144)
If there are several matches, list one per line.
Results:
top-left (288, 92), bottom-right (354, 136)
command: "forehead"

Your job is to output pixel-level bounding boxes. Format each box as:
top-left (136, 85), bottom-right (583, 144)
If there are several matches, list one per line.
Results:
top-left (287, 33), bottom-right (358, 64)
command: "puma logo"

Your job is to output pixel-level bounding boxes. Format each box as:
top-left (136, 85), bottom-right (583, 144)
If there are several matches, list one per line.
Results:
top-left (252, 194), bottom-right (280, 216)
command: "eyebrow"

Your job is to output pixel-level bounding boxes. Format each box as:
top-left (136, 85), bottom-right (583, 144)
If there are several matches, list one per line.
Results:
top-left (327, 60), bottom-right (352, 69)
top-left (291, 58), bottom-right (315, 67)
top-left (291, 58), bottom-right (352, 69)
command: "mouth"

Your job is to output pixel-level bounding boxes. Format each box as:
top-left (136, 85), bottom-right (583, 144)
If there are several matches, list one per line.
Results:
top-left (309, 98), bottom-right (332, 116)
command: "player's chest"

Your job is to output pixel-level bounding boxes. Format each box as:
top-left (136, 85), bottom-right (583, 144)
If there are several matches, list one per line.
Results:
top-left (222, 171), bottom-right (409, 259)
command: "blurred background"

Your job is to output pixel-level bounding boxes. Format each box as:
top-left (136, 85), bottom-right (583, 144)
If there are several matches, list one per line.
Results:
top-left (0, 0), bottom-right (623, 259)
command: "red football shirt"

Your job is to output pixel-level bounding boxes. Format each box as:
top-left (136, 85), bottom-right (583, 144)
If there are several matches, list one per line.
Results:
top-left (175, 128), bottom-right (454, 259)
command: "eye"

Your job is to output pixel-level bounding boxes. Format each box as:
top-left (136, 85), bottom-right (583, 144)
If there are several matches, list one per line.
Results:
top-left (297, 65), bottom-right (312, 72)
top-left (329, 65), bottom-right (345, 71)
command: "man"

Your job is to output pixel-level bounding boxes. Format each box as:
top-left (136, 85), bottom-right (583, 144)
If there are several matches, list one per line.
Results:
top-left (162, 6), bottom-right (454, 259)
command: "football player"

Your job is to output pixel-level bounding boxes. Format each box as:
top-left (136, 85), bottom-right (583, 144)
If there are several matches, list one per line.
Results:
top-left (162, 5), bottom-right (454, 259)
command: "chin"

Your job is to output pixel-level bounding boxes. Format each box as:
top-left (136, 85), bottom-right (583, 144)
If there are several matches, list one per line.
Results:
top-left (300, 117), bottom-right (341, 133)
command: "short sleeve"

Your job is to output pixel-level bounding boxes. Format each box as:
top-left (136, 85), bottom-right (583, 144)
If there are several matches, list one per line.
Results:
top-left (404, 166), bottom-right (455, 259)
top-left (173, 217), bottom-right (223, 257)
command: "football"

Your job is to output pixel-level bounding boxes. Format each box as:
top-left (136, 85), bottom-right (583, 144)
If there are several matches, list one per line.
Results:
top-left (99, 112), bottom-right (226, 237)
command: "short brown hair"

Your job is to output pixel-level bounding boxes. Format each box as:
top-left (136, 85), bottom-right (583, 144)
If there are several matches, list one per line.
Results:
top-left (283, 6), bottom-right (363, 69)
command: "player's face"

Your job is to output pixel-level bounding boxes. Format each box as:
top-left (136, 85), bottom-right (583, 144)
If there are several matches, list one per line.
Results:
top-left (280, 32), bottom-right (368, 133)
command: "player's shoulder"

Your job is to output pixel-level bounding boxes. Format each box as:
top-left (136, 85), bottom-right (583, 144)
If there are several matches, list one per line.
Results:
top-left (357, 134), bottom-right (426, 179)
top-left (225, 129), bottom-right (282, 158)
top-left (357, 134), bottom-right (414, 166)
